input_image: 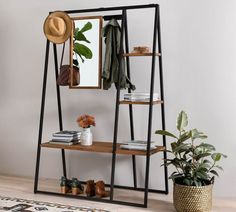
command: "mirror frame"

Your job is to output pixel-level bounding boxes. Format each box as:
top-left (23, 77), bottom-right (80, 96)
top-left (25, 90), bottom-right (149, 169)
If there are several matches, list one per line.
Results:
top-left (70, 16), bottom-right (102, 89)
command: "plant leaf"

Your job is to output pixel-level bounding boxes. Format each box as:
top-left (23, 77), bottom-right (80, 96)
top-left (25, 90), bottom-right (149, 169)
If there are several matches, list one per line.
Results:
top-left (171, 142), bottom-right (178, 152)
top-left (77, 53), bottom-right (85, 63)
top-left (173, 143), bottom-right (190, 153)
top-left (169, 173), bottom-right (183, 180)
top-left (211, 153), bottom-right (222, 161)
top-left (178, 131), bottom-right (191, 143)
top-left (183, 178), bottom-right (193, 186)
top-left (177, 111), bottom-right (188, 131)
top-left (80, 22), bottom-right (92, 33)
top-left (73, 59), bottom-right (79, 66)
top-left (74, 43), bottom-right (93, 59)
top-left (195, 152), bottom-right (211, 161)
top-left (75, 31), bottom-right (91, 43)
top-left (155, 130), bottom-right (178, 139)
top-left (196, 171), bottom-right (209, 180)
top-left (210, 170), bottom-right (219, 177)
top-left (191, 129), bottom-right (207, 140)
top-left (215, 165), bottom-right (224, 171)
top-left (197, 143), bottom-right (215, 151)
top-left (74, 27), bottom-right (80, 35)
top-left (194, 179), bottom-right (202, 187)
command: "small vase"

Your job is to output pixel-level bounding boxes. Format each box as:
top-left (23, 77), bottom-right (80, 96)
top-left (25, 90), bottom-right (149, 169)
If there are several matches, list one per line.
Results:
top-left (81, 127), bottom-right (93, 146)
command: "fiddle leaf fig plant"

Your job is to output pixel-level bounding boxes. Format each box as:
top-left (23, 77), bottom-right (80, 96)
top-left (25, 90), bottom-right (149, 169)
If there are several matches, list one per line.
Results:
top-left (155, 111), bottom-right (227, 187)
top-left (73, 21), bottom-right (93, 65)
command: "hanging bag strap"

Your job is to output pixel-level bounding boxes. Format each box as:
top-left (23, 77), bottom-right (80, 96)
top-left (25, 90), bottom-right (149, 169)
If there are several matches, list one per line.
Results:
top-left (60, 42), bottom-right (66, 68)
top-left (57, 42), bottom-right (80, 86)
top-left (57, 43), bottom-right (70, 86)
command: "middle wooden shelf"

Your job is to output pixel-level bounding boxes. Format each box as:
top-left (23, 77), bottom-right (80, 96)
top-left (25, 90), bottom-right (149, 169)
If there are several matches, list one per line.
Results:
top-left (41, 141), bottom-right (164, 156)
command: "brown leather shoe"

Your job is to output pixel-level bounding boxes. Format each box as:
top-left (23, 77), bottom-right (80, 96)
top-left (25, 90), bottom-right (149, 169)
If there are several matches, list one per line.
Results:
top-left (95, 180), bottom-right (110, 198)
top-left (85, 180), bottom-right (95, 197)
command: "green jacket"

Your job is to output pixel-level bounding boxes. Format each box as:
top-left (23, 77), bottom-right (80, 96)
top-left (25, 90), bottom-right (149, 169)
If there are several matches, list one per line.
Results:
top-left (102, 19), bottom-right (135, 90)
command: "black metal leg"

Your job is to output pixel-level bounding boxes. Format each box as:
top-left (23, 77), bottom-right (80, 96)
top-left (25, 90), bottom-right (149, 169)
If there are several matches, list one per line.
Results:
top-left (34, 40), bottom-right (50, 193)
top-left (53, 44), bottom-right (67, 178)
top-left (110, 9), bottom-right (126, 200)
top-left (157, 5), bottom-right (169, 194)
top-left (124, 10), bottom-right (137, 188)
top-left (144, 6), bottom-right (159, 207)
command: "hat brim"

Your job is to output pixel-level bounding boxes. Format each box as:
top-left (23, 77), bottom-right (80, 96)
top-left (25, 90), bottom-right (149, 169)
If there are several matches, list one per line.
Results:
top-left (44, 11), bottom-right (72, 44)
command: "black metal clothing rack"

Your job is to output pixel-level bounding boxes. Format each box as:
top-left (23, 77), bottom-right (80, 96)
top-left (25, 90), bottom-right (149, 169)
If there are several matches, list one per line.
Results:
top-left (34, 4), bottom-right (168, 208)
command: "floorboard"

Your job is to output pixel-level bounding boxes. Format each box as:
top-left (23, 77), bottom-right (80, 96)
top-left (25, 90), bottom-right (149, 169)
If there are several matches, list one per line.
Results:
top-left (0, 175), bottom-right (235, 211)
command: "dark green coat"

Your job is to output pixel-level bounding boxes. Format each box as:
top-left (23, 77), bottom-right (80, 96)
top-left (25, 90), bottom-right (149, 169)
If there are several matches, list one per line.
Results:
top-left (102, 19), bottom-right (135, 90)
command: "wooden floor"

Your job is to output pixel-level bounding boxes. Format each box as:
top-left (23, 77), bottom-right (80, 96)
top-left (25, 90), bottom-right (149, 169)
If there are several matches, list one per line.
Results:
top-left (0, 175), bottom-right (235, 211)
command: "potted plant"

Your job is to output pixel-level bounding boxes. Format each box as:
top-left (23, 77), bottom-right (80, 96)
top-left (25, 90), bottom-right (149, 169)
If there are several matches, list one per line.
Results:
top-left (155, 111), bottom-right (227, 212)
top-left (77, 114), bottom-right (96, 146)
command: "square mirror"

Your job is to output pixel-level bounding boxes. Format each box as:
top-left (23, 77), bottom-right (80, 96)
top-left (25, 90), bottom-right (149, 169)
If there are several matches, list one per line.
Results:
top-left (70, 16), bottom-right (102, 88)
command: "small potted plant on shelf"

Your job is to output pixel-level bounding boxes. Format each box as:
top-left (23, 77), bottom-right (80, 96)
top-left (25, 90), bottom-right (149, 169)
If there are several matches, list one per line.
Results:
top-left (77, 114), bottom-right (96, 146)
top-left (155, 111), bottom-right (227, 212)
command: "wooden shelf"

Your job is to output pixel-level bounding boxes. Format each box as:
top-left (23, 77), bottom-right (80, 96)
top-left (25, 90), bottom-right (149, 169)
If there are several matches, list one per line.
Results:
top-left (41, 141), bottom-right (165, 156)
top-left (123, 52), bottom-right (161, 57)
top-left (119, 100), bottom-right (163, 105)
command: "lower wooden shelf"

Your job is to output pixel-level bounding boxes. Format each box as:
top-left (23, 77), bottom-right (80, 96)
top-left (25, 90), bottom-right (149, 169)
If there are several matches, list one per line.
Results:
top-left (41, 141), bottom-right (164, 156)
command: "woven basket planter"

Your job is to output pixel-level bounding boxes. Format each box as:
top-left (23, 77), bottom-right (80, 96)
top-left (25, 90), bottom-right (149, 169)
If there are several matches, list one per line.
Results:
top-left (173, 183), bottom-right (213, 212)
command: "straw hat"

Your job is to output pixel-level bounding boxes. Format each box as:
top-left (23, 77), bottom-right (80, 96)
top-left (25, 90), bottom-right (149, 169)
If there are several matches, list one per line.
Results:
top-left (43, 11), bottom-right (72, 44)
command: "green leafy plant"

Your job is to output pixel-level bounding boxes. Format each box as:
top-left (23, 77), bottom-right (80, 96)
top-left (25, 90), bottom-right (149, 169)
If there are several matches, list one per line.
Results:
top-left (155, 111), bottom-right (227, 186)
top-left (73, 22), bottom-right (93, 66)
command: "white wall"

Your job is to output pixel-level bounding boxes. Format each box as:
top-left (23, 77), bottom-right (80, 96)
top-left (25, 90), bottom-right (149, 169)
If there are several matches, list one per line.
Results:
top-left (0, 0), bottom-right (235, 198)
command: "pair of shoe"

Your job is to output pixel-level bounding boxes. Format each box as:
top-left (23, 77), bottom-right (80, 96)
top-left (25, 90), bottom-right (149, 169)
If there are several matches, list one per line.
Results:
top-left (60, 176), bottom-right (84, 195)
top-left (85, 180), bottom-right (110, 198)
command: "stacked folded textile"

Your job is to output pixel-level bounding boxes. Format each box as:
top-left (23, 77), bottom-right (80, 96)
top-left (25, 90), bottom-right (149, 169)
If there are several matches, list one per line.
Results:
top-left (120, 140), bottom-right (157, 151)
top-left (123, 92), bottom-right (160, 102)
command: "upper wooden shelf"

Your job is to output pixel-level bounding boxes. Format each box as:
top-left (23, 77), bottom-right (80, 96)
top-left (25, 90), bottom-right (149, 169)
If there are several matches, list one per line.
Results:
top-left (123, 52), bottom-right (161, 57)
top-left (120, 100), bottom-right (163, 105)
top-left (41, 141), bottom-right (164, 156)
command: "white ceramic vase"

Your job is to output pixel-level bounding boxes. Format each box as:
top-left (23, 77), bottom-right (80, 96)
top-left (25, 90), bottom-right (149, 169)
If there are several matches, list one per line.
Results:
top-left (80, 127), bottom-right (93, 146)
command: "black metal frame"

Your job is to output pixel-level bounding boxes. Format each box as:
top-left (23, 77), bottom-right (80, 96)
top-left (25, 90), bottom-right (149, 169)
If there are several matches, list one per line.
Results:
top-left (34, 4), bottom-right (168, 208)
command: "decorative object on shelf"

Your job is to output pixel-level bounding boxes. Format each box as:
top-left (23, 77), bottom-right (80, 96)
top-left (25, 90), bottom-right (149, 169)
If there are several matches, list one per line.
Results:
top-left (43, 11), bottom-right (72, 44)
top-left (85, 180), bottom-right (96, 197)
top-left (155, 111), bottom-right (227, 212)
top-left (123, 92), bottom-right (160, 102)
top-left (95, 180), bottom-right (110, 198)
top-left (56, 40), bottom-right (80, 87)
top-left (120, 140), bottom-right (157, 151)
top-left (70, 16), bottom-right (103, 88)
top-left (71, 177), bottom-right (84, 195)
top-left (77, 114), bottom-right (96, 146)
top-left (50, 130), bottom-right (81, 145)
top-left (57, 64), bottom-right (80, 86)
top-left (132, 46), bottom-right (150, 53)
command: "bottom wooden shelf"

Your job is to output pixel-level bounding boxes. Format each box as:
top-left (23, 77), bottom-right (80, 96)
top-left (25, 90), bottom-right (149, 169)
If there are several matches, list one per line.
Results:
top-left (41, 141), bottom-right (165, 156)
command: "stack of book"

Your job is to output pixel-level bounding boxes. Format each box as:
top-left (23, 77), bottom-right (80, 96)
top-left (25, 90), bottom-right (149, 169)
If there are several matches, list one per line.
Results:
top-left (120, 140), bottom-right (157, 151)
top-left (49, 130), bottom-right (81, 145)
top-left (123, 92), bottom-right (160, 102)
